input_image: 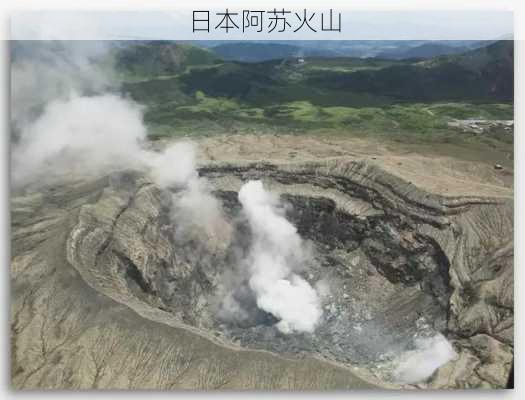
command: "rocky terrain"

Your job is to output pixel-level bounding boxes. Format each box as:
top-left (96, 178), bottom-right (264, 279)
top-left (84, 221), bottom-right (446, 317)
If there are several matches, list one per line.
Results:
top-left (447, 119), bottom-right (514, 136)
top-left (11, 146), bottom-right (513, 389)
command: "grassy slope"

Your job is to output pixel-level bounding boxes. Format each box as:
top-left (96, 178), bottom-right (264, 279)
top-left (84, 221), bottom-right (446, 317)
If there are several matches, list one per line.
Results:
top-left (117, 41), bottom-right (513, 154)
top-left (114, 42), bottom-right (221, 82)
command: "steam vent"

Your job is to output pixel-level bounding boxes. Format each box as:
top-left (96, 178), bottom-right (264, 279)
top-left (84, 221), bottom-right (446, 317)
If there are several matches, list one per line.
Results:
top-left (11, 159), bottom-right (513, 389)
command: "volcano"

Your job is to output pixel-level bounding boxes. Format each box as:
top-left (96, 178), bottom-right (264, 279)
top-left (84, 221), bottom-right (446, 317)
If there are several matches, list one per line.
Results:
top-left (11, 159), bottom-right (513, 389)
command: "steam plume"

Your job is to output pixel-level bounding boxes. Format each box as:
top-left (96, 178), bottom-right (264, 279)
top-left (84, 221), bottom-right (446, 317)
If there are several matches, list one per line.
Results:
top-left (393, 334), bottom-right (457, 384)
top-left (10, 41), bottom-right (227, 246)
top-left (238, 180), bottom-right (322, 334)
top-left (12, 94), bottom-right (146, 185)
top-left (11, 41), bottom-right (128, 186)
top-left (11, 41), bottom-right (114, 133)
top-left (145, 142), bottom-right (229, 243)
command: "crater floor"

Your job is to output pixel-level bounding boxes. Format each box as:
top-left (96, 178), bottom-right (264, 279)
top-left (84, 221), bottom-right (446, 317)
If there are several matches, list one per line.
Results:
top-left (11, 147), bottom-right (513, 389)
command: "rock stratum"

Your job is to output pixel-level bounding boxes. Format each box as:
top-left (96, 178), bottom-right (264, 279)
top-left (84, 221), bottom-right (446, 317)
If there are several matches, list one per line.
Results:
top-left (11, 159), bottom-right (513, 389)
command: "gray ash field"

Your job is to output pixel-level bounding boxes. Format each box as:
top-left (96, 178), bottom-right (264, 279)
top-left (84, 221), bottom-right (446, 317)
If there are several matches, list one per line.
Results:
top-left (11, 158), bottom-right (513, 389)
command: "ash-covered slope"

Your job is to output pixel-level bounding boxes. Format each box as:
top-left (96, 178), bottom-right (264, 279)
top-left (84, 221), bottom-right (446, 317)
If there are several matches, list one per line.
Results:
top-left (11, 160), bottom-right (513, 389)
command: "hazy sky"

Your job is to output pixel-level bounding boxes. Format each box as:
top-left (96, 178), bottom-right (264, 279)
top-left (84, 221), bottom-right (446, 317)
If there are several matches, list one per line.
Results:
top-left (11, 10), bottom-right (513, 40)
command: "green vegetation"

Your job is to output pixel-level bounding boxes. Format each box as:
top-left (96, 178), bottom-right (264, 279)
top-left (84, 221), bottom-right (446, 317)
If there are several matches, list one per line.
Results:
top-left (115, 41), bottom-right (513, 148)
top-left (114, 42), bottom-right (221, 81)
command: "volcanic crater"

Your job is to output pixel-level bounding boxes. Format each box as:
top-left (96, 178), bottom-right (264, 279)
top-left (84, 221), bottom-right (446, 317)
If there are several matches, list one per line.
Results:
top-left (11, 159), bottom-right (514, 389)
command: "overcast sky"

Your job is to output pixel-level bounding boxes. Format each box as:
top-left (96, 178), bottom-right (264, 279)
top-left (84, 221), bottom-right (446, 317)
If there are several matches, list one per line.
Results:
top-left (11, 10), bottom-right (513, 40)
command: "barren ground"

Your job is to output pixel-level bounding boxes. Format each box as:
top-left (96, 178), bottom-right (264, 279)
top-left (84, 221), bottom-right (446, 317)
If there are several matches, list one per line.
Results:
top-left (193, 134), bottom-right (513, 198)
top-left (11, 133), bottom-right (514, 389)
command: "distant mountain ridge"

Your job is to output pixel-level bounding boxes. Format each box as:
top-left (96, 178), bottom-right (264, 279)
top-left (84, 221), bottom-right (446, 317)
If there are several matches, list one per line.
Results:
top-left (114, 41), bottom-right (221, 77)
top-left (200, 40), bottom-right (490, 62)
top-left (211, 42), bottom-right (335, 62)
top-left (304, 40), bottom-right (513, 102)
top-left (376, 43), bottom-right (471, 60)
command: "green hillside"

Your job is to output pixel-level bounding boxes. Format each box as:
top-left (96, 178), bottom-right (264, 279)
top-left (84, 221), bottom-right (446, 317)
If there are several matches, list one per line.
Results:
top-left (116, 40), bottom-right (513, 146)
top-left (114, 41), bottom-right (221, 80)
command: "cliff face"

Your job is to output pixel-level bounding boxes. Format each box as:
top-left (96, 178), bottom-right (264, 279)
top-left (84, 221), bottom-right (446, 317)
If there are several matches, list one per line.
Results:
top-left (11, 160), bottom-right (513, 389)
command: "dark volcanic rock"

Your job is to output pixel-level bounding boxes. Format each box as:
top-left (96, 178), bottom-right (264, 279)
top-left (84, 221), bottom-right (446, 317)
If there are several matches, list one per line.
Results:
top-left (11, 160), bottom-right (513, 389)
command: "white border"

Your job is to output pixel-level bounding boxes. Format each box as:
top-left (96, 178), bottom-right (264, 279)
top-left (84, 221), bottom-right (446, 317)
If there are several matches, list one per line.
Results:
top-left (0, 1), bottom-right (523, 399)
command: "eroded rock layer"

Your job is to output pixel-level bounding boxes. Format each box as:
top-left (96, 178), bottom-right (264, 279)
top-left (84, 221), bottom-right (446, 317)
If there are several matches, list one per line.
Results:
top-left (11, 160), bottom-right (513, 389)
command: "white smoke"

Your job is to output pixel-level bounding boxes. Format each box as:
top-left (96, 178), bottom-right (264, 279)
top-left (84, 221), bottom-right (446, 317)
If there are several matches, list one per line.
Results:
top-left (11, 41), bottom-right (114, 132)
top-left (146, 142), bottom-right (229, 243)
top-left (10, 41), bottom-right (128, 186)
top-left (12, 94), bottom-right (147, 185)
top-left (238, 180), bottom-right (322, 334)
top-left (144, 142), bottom-right (198, 189)
top-left (393, 334), bottom-right (457, 384)
top-left (10, 40), bottom-right (227, 245)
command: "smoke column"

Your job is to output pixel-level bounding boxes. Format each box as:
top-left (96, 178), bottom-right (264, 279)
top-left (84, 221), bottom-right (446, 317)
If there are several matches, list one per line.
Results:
top-left (12, 94), bottom-right (147, 185)
top-left (145, 142), bottom-right (228, 242)
top-left (10, 41), bottom-right (226, 243)
top-left (238, 180), bottom-right (322, 334)
top-left (393, 333), bottom-right (457, 384)
top-left (10, 41), bottom-right (139, 186)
